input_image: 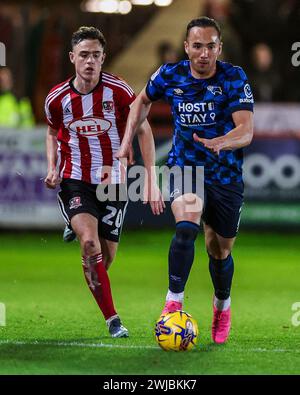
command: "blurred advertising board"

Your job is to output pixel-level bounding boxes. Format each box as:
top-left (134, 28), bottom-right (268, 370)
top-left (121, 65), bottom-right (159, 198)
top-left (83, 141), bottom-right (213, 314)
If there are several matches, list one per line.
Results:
top-left (243, 104), bottom-right (300, 226)
top-left (0, 128), bottom-right (63, 228)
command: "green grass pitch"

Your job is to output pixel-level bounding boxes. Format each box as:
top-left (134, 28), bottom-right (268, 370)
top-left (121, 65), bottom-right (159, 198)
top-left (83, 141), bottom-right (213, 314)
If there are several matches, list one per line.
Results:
top-left (0, 229), bottom-right (300, 375)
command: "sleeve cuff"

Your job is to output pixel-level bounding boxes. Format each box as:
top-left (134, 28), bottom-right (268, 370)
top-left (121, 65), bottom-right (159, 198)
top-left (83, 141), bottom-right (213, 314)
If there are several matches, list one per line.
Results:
top-left (145, 83), bottom-right (158, 102)
top-left (229, 104), bottom-right (254, 114)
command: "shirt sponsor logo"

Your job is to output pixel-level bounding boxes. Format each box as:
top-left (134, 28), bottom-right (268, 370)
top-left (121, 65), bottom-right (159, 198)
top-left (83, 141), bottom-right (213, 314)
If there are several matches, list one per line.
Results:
top-left (244, 83), bottom-right (253, 98)
top-left (69, 196), bottom-right (82, 209)
top-left (177, 102), bottom-right (216, 126)
top-left (68, 116), bottom-right (112, 137)
top-left (239, 97), bottom-right (254, 103)
top-left (207, 85), bottom-right (222, 95)
top-left (240, 83), bottom-right (254, 104)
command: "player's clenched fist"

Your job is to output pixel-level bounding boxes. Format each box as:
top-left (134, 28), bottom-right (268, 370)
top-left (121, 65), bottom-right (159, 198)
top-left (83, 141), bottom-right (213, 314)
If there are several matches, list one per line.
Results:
top-left (115, 143), bottom-right (135, 165)
top-left (44, 169), bottom-right (61, 189)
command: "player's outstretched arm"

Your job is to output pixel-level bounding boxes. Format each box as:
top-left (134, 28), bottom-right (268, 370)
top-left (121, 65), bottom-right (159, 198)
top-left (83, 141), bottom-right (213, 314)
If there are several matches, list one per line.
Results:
top-left (137, 120), bottom-right (165, 215)
top-left (193, 110), bottom-right (253, 155)
top-left (116, 87), bottom-right (152, 160)
top-left (44, 126), bottom-right (61, 189)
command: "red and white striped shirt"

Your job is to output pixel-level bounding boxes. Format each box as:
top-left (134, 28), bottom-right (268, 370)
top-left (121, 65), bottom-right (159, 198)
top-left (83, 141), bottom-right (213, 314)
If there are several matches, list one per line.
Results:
top-left (45, 72), bottom-right (135, 184)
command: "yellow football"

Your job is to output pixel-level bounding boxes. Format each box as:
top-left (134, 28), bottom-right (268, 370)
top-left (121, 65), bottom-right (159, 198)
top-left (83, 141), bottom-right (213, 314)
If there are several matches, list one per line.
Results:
top-left (155, 310), bottom-right (198, 351)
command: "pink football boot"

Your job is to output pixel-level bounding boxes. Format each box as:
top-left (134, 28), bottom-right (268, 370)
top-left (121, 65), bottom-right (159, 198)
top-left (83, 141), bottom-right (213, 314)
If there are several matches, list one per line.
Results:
top-left (161, 300), bottom-right (182, 316)
top-left (212, 305), bottom-right (231, 344)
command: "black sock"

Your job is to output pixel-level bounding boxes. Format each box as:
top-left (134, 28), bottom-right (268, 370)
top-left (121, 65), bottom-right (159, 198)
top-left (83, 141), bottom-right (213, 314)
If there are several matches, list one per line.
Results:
top-left (209, 254), bottom-right (234, 300)
top-left (168, 221), bottom-right (200, 293)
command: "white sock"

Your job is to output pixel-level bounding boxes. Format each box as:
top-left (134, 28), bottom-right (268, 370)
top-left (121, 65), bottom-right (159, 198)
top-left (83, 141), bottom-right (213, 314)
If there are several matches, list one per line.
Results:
top-left (166, 290), bottom-right (184, 303)
top-left (214, 296), bottom-right (231, 311)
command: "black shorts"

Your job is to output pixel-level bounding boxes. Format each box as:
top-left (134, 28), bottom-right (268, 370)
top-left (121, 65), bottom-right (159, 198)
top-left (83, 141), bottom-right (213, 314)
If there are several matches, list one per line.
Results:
top-left (202, 182), bottom-right (244, 239)
top-left (57, 179), bottom-right (128, 242)
top-left (168, 170), bottom-right (243, 238)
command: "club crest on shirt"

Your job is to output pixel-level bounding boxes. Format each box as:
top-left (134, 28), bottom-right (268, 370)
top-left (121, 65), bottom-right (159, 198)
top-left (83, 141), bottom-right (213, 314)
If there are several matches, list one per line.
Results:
top-left (103, 101), bottom-right (114, 112)
top-left (207, 85), bottom-right (223, 96)
top-left (69, 197), bottom-right (82, 210)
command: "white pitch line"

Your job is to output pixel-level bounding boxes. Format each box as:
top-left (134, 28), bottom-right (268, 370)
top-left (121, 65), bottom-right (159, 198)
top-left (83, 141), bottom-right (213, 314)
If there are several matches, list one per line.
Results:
top-left (0, 339), bottom-right (158, 350)
top-left (0, 340), bottom-right (299, 353)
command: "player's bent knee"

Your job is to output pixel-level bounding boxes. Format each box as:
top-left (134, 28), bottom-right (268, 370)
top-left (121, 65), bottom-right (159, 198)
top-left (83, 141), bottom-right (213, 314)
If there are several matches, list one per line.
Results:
top-left (175, 221), bottom-right (200, 247)
top-left (82, 239), bottom-right (98, 256)
top-left (207, 249), bottom-right (232, 260)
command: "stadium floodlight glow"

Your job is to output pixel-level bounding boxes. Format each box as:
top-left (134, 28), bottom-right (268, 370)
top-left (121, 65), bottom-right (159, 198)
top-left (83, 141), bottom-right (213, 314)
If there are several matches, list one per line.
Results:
top-left (119, 0), bottom-right (132, 14)
top-left (131, 0), bottom-right (154, 5)
top-left (81, 0), bottom-right (121, 13)
top-left (81, 0), bottom-right (101, 12)
top-left (98, 0), bottom-right (120, 13)
top-left (154, 0), bottom-right (173, 6)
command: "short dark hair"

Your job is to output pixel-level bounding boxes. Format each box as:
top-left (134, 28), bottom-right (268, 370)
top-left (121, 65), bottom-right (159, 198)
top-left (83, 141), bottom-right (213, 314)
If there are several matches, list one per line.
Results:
top-left (71, 26), bottom-right (106, 50)
top-left (186, 17), bottom-right (221, 40)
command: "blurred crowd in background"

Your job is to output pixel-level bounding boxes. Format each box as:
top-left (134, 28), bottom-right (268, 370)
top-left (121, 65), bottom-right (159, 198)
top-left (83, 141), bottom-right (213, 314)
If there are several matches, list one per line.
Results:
top-left (0, 0), bottom-right (300, 126)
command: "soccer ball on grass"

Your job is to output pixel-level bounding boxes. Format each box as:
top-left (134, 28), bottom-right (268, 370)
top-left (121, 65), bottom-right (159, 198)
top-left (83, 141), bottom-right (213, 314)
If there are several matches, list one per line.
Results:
top-left (155, 310), bottom-right (198, 351)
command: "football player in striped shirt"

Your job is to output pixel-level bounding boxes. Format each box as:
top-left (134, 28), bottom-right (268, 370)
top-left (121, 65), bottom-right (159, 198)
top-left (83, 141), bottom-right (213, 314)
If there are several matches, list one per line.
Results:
top-left (117, 17), bottom-right (254, 344)
top-left (44, 26), bottom-right (164, 338)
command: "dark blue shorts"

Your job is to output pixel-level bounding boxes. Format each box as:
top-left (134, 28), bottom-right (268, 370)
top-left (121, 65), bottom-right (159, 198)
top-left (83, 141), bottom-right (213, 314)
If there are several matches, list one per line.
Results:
top-left (202, 182), bottom-right (244, 238)
top-left (168, 169), bottom-right (243, 238)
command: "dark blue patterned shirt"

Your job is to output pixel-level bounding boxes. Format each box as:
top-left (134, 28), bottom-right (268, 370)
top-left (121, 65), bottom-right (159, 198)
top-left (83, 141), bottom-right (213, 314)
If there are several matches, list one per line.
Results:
top-left (146, 60), bottom-right (254, 185)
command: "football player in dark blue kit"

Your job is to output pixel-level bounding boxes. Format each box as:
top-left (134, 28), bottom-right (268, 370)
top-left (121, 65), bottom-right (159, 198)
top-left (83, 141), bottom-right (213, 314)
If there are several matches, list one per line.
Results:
top-left (117, 17), bottom-right (254, 344)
